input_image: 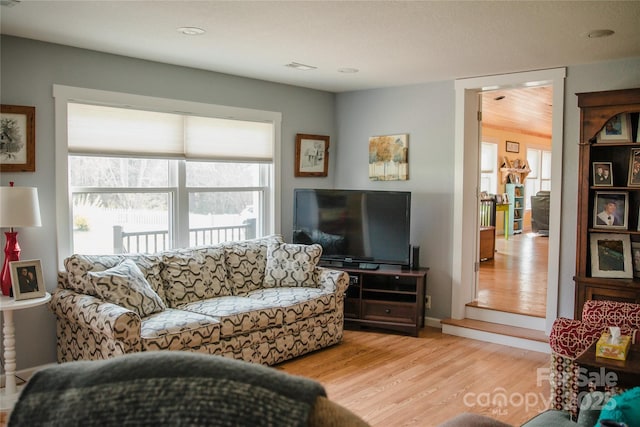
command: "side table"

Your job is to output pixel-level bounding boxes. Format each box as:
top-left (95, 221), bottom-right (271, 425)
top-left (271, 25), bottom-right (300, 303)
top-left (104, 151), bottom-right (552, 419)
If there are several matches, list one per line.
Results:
top-left (575, 340), bottom-right (640, 399)
top-left (0, 292), bottom-right (51, 410)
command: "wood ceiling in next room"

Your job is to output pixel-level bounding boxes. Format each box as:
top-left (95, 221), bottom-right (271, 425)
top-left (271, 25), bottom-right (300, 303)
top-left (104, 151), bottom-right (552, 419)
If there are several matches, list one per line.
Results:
top-left (482, 86), bottom-right (553, 139)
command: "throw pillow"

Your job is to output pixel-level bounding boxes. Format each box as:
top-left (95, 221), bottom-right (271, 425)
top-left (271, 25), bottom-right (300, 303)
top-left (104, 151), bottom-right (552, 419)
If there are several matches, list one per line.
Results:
top-left (224, 234), bottom-right (284, 295)
top-left (88, 259), bottom-right (166, 317)
top-left (596, 386), bottom-right (640, 427)
top-left (160, 249), bottom-right (231, 307)
top-left (263, 242), bottom-right (322, 288)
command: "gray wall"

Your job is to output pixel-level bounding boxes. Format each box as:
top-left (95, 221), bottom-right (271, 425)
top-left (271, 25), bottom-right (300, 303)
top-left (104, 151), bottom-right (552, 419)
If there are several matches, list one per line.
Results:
top-left (334, 57), bottom-right (640, 320)
top-left (2, 34), bottom-right (640, 370)
top-left (335, 83), bottom-right (455, 320)
top-left (0, 35), bottom-right (336, 370)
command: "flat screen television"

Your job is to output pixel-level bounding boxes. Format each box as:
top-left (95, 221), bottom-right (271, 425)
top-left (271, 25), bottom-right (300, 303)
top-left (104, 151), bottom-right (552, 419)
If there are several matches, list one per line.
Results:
top-left (293, 189), bottom-right (411, 269)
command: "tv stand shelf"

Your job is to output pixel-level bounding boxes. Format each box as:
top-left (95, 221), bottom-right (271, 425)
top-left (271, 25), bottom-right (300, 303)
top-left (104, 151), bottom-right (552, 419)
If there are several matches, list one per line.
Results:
top-left (338, 266), bottom-right (428, 337)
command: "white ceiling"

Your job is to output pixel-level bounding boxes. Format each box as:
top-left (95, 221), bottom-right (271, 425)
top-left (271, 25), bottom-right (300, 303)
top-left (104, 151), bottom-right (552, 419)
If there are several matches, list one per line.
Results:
top-left (2, 1), bottom-right (640, 93)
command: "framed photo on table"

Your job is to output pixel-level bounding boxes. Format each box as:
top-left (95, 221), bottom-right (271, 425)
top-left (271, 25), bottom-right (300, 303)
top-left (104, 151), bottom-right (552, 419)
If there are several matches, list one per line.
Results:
top-left (9, 259), bottom-right (46, 300)
top-left (590, 233), bottom-right (633, 279)
top-left (295, 134), bottom-right (329, 177)
top-left (0, 104), bottom-right (36, 172)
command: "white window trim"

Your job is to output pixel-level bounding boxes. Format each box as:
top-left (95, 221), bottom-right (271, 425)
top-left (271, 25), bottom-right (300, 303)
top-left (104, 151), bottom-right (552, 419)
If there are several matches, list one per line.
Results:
top-left (54, 85), bottom-right (282, 268)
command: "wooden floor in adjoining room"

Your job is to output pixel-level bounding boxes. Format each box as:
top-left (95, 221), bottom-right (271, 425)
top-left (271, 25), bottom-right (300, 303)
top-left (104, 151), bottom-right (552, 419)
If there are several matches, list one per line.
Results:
top-left (474, 232), bottom-right (548, 317)
top-left (279, 328), bottom-right (550, 426)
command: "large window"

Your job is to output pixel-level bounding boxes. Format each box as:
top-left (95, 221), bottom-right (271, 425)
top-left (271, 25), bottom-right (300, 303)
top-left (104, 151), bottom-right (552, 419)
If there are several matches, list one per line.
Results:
top-left (55, 86), bottom-right (281, 259)
top-left (525, 147), bottom-right (552, 209)
top-left (480, 141), bottom-right (498, 194)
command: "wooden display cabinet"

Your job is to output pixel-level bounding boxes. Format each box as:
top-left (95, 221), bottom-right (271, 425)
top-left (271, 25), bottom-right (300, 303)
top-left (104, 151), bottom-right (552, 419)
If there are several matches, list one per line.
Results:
top-left (341, 266), bottom-right (428, 336)
top-left (574, 88), bottom-right (640, 318)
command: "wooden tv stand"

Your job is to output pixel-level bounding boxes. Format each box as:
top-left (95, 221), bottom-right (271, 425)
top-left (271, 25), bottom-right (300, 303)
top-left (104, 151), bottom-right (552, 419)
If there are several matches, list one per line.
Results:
top-left (336, 266), bottom-right (428, 337)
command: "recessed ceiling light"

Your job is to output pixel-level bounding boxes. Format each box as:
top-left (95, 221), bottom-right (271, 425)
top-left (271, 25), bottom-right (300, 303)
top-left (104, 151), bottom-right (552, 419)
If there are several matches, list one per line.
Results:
top-left (285, 62), bottom-right (317, 71)
top-left (338, 67), bottom-right (359, 74)
top-left (177, 27), bottom-right (206, 36)
top-left (587, 29), bottom-right (615, 38)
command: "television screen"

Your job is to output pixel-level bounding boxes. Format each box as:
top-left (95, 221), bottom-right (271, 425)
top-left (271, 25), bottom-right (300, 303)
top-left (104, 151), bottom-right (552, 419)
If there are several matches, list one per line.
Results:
top-left (293, 189), bottom-right (411, 267)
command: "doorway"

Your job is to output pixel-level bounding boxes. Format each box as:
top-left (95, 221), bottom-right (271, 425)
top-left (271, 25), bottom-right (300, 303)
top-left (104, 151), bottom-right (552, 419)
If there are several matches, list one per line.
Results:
top-left (451, 68), bottom-right (566, 335)
top-left (474, 86), bottom-right (553, 318)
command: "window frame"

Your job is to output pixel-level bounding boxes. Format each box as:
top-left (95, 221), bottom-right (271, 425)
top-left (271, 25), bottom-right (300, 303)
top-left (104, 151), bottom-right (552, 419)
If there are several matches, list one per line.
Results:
top-left (54, 85), bottom-right (282, 267)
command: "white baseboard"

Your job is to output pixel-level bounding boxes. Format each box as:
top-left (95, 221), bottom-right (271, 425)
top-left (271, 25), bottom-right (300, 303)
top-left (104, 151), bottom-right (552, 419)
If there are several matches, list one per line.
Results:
top-left (441, 323), bottom-right (550, 353)
top-left (425, 316), bottom-right (443, 329)
top-left (465, 306), bottom-right (546, 331)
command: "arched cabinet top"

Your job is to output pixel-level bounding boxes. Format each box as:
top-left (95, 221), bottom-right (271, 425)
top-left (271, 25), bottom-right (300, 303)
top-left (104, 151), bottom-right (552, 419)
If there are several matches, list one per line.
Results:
top-left (577, 88), bottom-right (640, 144)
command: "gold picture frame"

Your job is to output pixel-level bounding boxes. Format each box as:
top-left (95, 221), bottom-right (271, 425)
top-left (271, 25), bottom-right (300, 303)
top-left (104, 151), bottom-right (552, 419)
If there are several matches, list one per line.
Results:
top-left (1, 104), bottom-right (36, 172)
top-left (295, 133), bottom-right (329, 177)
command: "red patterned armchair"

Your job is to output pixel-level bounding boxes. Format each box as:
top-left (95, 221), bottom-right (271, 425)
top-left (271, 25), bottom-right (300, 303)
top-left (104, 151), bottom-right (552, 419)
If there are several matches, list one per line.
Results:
top-left (549, 300), bottom-right (640, 419)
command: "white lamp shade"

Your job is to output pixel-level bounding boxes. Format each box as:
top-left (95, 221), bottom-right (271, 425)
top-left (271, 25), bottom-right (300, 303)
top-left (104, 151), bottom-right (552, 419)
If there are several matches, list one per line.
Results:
top-left (0, 186), bottom-right (42, 228)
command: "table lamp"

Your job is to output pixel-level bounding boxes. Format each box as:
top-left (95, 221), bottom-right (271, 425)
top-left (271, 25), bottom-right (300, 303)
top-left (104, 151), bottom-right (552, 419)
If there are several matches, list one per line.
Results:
top-left (0, 182), bottom-right (42, 296)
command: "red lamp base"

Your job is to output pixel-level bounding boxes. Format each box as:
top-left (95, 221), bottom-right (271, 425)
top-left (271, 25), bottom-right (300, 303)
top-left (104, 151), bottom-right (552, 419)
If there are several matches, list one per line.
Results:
top-left (1, 231), bottom-right (21, 296)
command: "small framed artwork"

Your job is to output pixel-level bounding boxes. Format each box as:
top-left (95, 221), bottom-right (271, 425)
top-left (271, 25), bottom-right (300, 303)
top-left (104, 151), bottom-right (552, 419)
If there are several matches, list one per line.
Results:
top-left (9, 259), bottom-right (46, 300)
top-left (592, 162), bottom-right (613, 186)
top-left (369, 134), bottom-right (409, 181)
top-left (632, 242), bottom-right (640, 278)
top-left (590, 233), bottom-right (633, 279)
top-left (628, 148), bottom-right (640, 186)
top-left (593, 191), bottom-right (628, 229)
top-left (295, 133), bottom-right (329, 177)
top-left (506, 141), bottom-right (520, 153)
top-left (597, 113), bottom-right (631, 143)
top-left (1, 105), bottom-right (36, 172)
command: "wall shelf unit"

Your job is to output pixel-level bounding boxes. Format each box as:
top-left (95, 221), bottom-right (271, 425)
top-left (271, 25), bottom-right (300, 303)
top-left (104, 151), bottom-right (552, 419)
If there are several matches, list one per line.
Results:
top-left (574, 88), bottom-right (640, 318)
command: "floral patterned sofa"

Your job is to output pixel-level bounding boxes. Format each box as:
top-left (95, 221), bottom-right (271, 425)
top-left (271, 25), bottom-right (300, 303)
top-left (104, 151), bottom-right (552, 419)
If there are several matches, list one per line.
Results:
top-left (50, 235), bottom-right (349, 366)
top-left (548, 300), bottom-right (640, 419)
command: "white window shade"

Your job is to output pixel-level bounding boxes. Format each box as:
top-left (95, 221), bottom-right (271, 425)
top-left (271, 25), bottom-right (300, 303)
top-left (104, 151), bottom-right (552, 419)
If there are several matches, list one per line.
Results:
top-left (68, 103), bottom-right (274, 162)
top-left (185, 116), bottom-right (273, 161)
top-left (68, 103), bottom-right (184, 157)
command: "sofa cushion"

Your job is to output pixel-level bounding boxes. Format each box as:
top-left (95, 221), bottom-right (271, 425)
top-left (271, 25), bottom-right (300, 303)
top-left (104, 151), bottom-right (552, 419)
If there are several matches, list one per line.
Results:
top-left (223, 235), bottom-right (283, 295)
top-left (64, 254), bottom-right (166, 302)
top-left (160, 247), bottom-right (231, 308)
top-left (140, 308), bottom-right (221, 351)
top-left (263, 242), bottom-right (322, 288)
top-left (247, 287), bottom-right (336, 324)
top-left (87, 259), bottom-right (166, 317)
top-left (179, 296), bottom-right (284, 338)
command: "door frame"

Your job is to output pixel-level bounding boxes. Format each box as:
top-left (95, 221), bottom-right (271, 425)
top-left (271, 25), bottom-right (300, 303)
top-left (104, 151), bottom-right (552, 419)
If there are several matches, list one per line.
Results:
top-left (451, 68), bottom-right (566, 334)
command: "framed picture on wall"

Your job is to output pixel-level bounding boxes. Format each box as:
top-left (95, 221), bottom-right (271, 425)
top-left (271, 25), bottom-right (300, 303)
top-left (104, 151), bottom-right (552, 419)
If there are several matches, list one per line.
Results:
top-left (295, 133), bottom-right (329, 177)
top-left (0, 104), bottom-right (36, 172)
top-left (505, 141), bottom-right (520, 153)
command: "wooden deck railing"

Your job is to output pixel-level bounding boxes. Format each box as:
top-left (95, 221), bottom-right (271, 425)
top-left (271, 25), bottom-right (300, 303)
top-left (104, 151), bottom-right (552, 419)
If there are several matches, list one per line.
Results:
top-left (113, 220), bottom-right (256, 253)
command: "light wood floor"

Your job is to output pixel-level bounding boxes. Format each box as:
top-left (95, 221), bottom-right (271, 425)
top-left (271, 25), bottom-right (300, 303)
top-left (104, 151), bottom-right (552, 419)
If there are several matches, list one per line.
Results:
top-left (0, 329), bottom-right (550, 426)
top-left (475, 232), bottom-right (548, 318)
top-left (279, 328), bottom-right (550, 426)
